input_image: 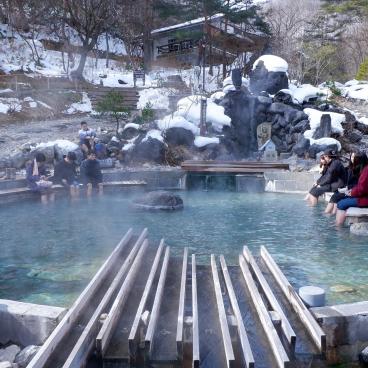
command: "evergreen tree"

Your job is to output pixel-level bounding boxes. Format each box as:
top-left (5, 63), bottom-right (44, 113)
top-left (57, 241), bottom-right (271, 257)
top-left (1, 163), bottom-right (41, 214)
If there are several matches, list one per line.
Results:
top-left (356, 58), bottom-right (368, 80)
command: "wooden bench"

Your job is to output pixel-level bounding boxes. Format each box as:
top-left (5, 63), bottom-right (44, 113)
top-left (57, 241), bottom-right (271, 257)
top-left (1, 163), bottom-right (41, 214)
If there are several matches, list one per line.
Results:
top-left (133, 70), bottom-right (145, 87)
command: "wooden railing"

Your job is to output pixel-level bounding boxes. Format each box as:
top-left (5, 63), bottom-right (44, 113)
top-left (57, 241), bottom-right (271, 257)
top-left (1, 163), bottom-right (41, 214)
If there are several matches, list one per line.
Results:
top-left (157, 39), bottom-right (200, 55)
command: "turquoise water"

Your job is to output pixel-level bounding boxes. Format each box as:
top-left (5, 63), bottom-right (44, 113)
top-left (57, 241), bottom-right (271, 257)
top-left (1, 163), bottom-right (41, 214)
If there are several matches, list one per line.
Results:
top-left (0, 191), bottom-right (367, 307)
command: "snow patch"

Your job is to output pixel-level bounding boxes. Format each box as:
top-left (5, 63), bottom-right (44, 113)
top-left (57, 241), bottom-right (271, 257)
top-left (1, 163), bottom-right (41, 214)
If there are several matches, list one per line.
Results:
top-left (138, 88), bottom-right (170, 110)
top-left (157, 115), bottom-right (199, 135)
top-left (292, 84), bottom-right (325, 103)
top-left (64, 93), bottom-right (92, 114)
top-left (309, 137), bottom-right (342, 151)
top-left (123, 123), bottom-right (140, 131)
top-left (175, 95), bottom-right (231, 132)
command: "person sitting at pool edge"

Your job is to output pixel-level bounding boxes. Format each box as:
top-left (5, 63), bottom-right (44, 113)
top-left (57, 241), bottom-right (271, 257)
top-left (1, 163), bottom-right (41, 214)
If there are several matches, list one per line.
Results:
top-left (80, 152), bottom-right (103, 196)
top-left (336, 152), bottom-right (368, 226)
top-left (306, 149), bottom-right (346, 206)
top-left (26, 152), bottom-right (54, 204)
top-left (79, 121), bottom-right (96, 157)
top-left (325, 151), bottom-right (363, 215)
top-left (53, 151), bottom-right (79, 198)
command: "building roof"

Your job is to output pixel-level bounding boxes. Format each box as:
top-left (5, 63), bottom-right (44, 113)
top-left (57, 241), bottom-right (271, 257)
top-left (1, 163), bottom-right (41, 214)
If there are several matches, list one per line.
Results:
top-left (151, 14), bottom-right (224, 36)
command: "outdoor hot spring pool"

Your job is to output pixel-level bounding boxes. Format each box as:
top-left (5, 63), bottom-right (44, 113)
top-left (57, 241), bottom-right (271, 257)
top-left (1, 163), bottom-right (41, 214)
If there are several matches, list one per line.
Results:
top-left (1, 190), bottom-right (367, 307)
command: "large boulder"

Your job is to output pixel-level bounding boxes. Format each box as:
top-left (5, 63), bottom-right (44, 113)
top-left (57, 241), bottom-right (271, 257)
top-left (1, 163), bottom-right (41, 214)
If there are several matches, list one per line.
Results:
top-left (249, 56), bottom-right (289, 95)
top-left (164, 127), bottom-right (195, 146)
top-left (292, 136), bottom-right (310, 157)
top-left (0, 345), bottom-right (20, 363)
top-left (131, 137), bottom-right (166, 164)
top-left (132, 191), bottom-right (183, 211)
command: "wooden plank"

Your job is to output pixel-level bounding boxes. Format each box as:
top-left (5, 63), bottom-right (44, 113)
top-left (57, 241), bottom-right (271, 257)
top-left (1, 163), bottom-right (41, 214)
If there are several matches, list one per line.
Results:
top-left (192, 255), bottom-right (200, 368)
top-left (219, 256), bottom-right (254, 368)
top-left (260, 246), bottom-right (326, 353)
top-left (27, 229), bottom-right (134, 368)
top-left (97, 239), bottom-right (149, 355)
top-left (210, 255), bottom-right (235, 368)
top-left (61, 229), bottom-right (148, 368)
top-left (243, 246), bottom-right (296, 350)
top-left (239, 255), bottom-right (290, 368)
top-left (176, 247), bottom-right (188, 359)
top-left (181, 167), bottom-right (282, 174)
top-left (128, 240), bottom-right (165, 357)
top-left (145, 246), bottom-right (170, 354)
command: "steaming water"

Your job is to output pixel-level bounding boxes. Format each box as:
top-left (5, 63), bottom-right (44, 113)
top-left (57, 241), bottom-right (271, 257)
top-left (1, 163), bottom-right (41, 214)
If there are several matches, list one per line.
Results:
top-left (0, 190), bottom-right (367, 307)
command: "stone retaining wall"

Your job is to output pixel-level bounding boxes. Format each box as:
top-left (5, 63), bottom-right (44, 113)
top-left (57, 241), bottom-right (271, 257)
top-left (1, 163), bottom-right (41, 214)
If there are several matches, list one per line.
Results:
top-left (312, 301), bottom-right (368, 364)
top-left (264, 171), bottom-right (319, 193)
top-left (0, 299), bottom-right (66, 346)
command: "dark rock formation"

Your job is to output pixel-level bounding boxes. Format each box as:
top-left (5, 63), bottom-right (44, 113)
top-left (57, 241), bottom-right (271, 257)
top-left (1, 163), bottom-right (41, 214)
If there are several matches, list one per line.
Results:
top-left (313, 114), bottom-right (332, 139)
top-left (220, 90), bottom-right (269, 157)
top-left (130, 137), bottom-right (166, 164)
top-left (164, 127), bottom-right (195, 147)
top-left (293, 136), bottom-right (310, 157)
top-left (120, 126), bottom-right (140, 140)
top-left (132, 190), bottom-right (183, 211)
top-left (249, 61), bottom-right (289, 95)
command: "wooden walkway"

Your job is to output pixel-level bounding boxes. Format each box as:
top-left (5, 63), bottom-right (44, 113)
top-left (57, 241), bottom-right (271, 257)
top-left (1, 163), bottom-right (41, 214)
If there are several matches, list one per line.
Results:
top-left (28, 230), bottom-right (326, 368)
top-left (181, 160), bottom-right (290, 174)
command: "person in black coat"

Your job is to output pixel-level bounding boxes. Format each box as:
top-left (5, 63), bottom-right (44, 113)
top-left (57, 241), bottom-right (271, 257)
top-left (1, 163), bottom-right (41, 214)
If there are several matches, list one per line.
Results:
top-left (307, 149), bottom-right (346, 206)
top-left (80, 152), bottom-right (103, 196)
top-left (53, 151), bottom-right (79, 197)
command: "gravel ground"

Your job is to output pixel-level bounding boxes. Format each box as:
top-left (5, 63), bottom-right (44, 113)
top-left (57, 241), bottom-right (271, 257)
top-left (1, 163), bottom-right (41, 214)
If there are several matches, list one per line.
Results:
top-left (0, 115), bottom-right (116, 157)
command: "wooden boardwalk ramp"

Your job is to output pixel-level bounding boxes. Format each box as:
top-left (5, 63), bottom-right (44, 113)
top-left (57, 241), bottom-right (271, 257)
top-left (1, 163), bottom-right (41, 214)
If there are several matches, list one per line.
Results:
top-left (27, 231), bottom-right (326, 368)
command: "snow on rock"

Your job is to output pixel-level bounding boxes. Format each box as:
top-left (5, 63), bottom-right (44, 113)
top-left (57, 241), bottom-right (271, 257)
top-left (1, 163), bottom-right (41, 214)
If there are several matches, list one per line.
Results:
top-left (344, 79), bottom-right (361, 87)
top-left (175, 95), bottom-right (231, 132)
top-left (123, 123), bottom-right (140, 131)
top-left (35, 139), bottom-right (78, 152)
top-left (292, 84), bottom-right (325, 103)
top-left (309, 137), bottom-right (342, 151)
top-left (210, 91), bottom-right (225, 101)
top-left (64, 93), bottom-right (92, 114)
top-left (142, 129), bottom-right (164, 143)
top-left (194, 136), bottom-right (220, 148)
top-left (138, 88), bottom-right (170, 110)
top-left (359, 117), bottom-right (368, 126)
top-left (303, 108), bottom-right (345, 141)
top-left (157, 115), bottom-right (199, 135)
top-left (253, 55), bottom-right (288, 73)
top-left (343, 83), bottom-right (368, 100)
top-left (223, 84), bottom-right (236, 94)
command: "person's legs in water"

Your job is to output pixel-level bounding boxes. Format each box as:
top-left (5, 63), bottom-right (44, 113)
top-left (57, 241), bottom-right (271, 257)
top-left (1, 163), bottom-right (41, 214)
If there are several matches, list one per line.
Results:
top-left (335, 197), bottom-right (359, 226)
top-left (98, 182), bottom-right (103, 195)
top-left (325, 192), bottom-right (347, 215)
top-left (87, 183), bottom-right (93, 197)
top-left (325, 202), bottom-right (334, 214)
top-left (308, 195), bottom-right (318, 206)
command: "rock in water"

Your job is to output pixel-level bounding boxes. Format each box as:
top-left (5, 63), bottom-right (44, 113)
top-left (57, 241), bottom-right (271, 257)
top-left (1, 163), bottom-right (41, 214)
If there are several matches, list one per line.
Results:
top-left (15, 345), bottom-right (40, 368)
top-left (359, 346), bottom-right (368, 364)
top-left (350, 222), bottom-right (368, 236)
top-left (132, 191), bottom-right (183, 211)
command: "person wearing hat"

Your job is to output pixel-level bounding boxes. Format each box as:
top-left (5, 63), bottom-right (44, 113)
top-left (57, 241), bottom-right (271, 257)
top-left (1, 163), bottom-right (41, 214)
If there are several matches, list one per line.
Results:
top-left (306, 148), bottom-right (346, 206)
top-left (53, 151), bottom-right (79, 198)
top-left (336, 152), bottom-right (368, 225)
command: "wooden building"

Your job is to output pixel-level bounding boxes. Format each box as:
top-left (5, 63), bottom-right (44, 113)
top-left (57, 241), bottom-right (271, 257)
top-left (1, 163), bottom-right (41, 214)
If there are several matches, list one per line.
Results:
top-left (149, 13), bottom-right (268, 69)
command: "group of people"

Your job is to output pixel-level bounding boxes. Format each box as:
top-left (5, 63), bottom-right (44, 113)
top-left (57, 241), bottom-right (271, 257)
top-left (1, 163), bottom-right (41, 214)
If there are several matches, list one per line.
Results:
top-left (26, 122), bottom-right (104, 204)
top-left (306, 148), bottom-right (368, 225)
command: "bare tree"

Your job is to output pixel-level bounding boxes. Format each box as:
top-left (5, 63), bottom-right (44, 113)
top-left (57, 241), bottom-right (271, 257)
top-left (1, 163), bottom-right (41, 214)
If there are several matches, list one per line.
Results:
top-left (50, 0), bottom-right (115, 80)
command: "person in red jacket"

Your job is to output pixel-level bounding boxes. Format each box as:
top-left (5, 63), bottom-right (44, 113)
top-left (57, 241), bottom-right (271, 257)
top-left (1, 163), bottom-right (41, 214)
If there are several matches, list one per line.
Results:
top-left (336, 153), bottom-right (368, 225)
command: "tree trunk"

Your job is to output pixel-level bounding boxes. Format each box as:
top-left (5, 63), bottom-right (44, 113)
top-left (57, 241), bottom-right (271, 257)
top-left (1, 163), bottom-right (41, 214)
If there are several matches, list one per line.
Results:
top-left (73, 48), bottom-right (88, 80)
top-left (105, 32), bottom-right (110, 68)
